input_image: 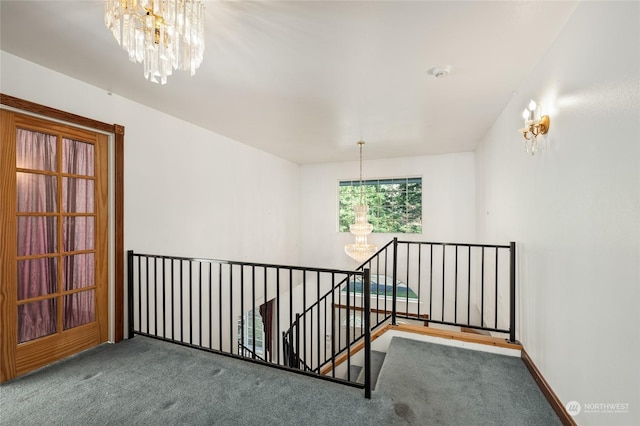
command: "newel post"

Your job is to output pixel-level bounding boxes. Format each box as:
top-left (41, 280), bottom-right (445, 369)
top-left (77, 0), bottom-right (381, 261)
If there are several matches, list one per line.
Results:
top-left (391, 237), bottom-right (398, 326)
top-left (127, 250), bottom-right (135, 339)
top-left (509, 242), bottom-right (517, 343)
top-left (363, 268), bottom-right (371, 399)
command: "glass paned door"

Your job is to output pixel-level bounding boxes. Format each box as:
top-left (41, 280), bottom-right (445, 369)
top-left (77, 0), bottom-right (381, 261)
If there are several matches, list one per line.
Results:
top-left (16, 129), bottom-right (100, 342)
top-left (1, 110), bottom-right (109, 381)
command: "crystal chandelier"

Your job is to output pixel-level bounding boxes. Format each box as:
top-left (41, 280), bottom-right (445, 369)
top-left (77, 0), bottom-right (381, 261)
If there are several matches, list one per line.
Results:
top-left (345, 141), bottom-right (377, 262)
top-left (105, 0), bottom-right (205, 84)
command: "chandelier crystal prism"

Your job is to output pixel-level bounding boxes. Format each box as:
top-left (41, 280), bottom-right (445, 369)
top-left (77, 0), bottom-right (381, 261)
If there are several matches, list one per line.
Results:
top-left (345, 141), bottom-right (377, 263)
top-left (105, 0), bottom-right (205, 84)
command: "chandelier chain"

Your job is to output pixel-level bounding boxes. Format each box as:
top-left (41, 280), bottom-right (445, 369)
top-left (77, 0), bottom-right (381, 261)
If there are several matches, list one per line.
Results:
top-left (358, 140), bottom-right (364, 204)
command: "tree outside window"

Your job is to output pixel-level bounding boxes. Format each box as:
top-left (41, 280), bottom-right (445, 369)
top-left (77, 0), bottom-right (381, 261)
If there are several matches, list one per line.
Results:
top-left (339, 177), bottom-right (422, 233)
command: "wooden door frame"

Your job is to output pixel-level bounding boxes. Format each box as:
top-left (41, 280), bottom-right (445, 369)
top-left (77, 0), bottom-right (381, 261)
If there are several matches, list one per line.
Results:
top-left (1, 93), bottom-right (126, 343)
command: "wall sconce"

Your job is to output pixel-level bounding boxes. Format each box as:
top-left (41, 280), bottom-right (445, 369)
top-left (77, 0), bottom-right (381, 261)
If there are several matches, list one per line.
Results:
top-left (520, 100), bottom-right (550, 155)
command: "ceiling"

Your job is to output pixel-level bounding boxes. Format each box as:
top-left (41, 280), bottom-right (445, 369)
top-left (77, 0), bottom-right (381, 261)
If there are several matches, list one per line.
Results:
top-left (0, 1), bottom-right (578, 164)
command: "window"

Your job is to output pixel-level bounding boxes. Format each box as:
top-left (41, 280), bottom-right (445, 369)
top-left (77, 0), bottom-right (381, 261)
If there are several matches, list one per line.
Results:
top-left (339, 177), bottom-right (422, 233)
top-left (342, 274), bottom-right (418, 300)
top-left (237, 308), bottom-right (264, 356)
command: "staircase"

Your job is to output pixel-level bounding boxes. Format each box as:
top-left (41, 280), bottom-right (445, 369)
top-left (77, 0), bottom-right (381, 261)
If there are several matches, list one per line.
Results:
top-left (355, 350), bottom-right (385, 389)
top-left (282, 238), bottom-right (517, 398)
top-left (128, 238), bottom-right (517, 400)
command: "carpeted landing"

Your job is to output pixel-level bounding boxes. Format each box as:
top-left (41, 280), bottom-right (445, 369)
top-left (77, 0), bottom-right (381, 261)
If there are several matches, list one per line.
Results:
top-left (0, 336), bottom-right (560, 425)
top-left (375, 337), bottom-right (560, 425)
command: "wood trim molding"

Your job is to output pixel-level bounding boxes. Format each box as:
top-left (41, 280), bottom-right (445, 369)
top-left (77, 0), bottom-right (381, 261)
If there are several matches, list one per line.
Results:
top-left (521, 349), bottom-right (577, 426)
top-left (1, 93), bottom-right (126, 344)
top-left (388, 323), bottom-right (523, 350)
top-left (0, 111), bottom-right (18, 382)
top-left (321, 322), bottom-right (523, 376)
top-left (113, 129), bottom-right (125, 342)
top-left (0, 94), bottom-right (113, 133)
top-left (319, 325), bottom-right (390, 375)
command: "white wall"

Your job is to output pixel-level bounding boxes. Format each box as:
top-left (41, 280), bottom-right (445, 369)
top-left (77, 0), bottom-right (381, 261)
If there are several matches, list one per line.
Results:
top-left (1, 51), bottom-right (299, 264)
top-left (1, 51), bottom-right (300, 343)
top-left (475, 3), bottom-right (639, 425)
top-left (298, 153), bottom-right (477, 270)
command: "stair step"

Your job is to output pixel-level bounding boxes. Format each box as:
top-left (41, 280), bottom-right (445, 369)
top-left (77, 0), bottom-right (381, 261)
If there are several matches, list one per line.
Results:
top-left (347, 365), bottom-right (362, 381)
top-left (356, 350), bottom-right (386, 390)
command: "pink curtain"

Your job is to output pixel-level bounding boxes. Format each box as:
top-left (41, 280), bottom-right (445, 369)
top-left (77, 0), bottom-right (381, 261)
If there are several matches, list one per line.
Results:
top-left (64, 290), bottom-right (95, 329)
top-left (17, 130), bottom-right (58, 343)
top-left (16, 129), bottom-right (56, 171)
top-left (17, 132), bottom-right (96, 343)
top-left (62, 138), bottom-right (95, 330)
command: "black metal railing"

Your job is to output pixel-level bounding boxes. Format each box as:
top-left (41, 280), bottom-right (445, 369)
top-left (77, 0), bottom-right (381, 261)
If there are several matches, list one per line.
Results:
top-left (127, 251), bottom-right (372, 397)
top-left (284, 239), bottom-right (517, 381)
top-left (283, 241), bottom-right (394, 382)
top-left (281, 266), bottom-right (372, 394)
top-left (128, 239), bottom-right (515, 400)
top-left (238, 342), bottom-right (265, 361)
top-left (373, 239), bottom-right (516, 342)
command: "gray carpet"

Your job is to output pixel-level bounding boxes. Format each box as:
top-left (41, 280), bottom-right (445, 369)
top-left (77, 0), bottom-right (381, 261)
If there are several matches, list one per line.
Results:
top-left (0, 335), bottom-right (560, 425)
top-left (376, 337), bottom-right (561, 426)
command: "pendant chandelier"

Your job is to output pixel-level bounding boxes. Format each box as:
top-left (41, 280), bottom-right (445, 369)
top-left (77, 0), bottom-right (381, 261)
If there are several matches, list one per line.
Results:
top-left (345, 141), bottom-right (377, 262)
top-left (105, 0), bottom-right (205, 84)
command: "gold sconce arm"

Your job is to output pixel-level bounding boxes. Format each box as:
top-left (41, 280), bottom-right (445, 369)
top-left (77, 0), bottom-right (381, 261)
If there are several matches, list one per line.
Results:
top-left (520, 115), bottom-right (551, 140)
